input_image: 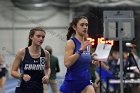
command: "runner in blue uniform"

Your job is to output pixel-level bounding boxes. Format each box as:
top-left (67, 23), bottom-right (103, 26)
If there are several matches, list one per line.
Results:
top-left (60, 16), bottom-right (95, 93)
top-left (11, 27), bottom-right (51, 93)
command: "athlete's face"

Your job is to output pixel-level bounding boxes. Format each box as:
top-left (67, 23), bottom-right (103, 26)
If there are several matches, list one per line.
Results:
top-left (31, 31), bottom-right (46, 46)
top-left (73, 18), bottom-right (88, 37)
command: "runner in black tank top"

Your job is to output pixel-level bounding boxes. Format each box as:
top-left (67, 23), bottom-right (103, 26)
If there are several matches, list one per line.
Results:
top-left (11, 27), bottom-right (51, 93)
top-left (15, 47), bottom-right (45, 93)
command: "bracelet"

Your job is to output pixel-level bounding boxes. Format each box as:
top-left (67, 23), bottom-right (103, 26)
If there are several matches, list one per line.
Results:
top-left (76, 50), bottom-right (83, 55)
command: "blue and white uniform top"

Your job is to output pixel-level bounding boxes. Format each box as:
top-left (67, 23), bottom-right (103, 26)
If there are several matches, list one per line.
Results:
top-left (65, 37), bottom-right (92, 80)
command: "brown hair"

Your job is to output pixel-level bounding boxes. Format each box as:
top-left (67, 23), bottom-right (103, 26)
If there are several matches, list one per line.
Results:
top-left (66, 16), bottom-right (88, 40)
top-left (28, 27), bottom-right (45, 46)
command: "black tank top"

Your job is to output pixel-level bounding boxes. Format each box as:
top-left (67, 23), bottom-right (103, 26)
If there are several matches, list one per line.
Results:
top-left (19, 47), bottom-right (45, 90)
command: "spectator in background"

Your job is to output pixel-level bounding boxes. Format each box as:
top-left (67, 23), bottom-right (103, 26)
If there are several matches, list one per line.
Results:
top-left (108, 50), bottom-right (120, 77)
top-left (44, 45), bottom-right (60, 93)
top-left (0, 54), bottom-right (8, 93)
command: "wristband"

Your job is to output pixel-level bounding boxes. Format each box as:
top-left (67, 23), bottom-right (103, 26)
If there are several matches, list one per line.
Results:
top-left (76, 50), bottom-right (83, 55)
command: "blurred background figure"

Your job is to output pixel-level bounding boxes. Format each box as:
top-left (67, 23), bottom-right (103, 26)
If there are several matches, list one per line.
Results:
top-left (44, 45), bottom-right (60, 93)
top-left (108, 49), bottom-right (120, 78)
top-left (0, 53), bottom-right (8, 93)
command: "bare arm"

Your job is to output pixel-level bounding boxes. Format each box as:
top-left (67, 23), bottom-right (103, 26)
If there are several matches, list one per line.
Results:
top-left (64, 39), bottom-right (89, 68)
top-left (44, 50), bottom-right (51, 78)
top-left (101, 62), bottom-right (110, 70)
top-left (92, 60), bottom-right (109, 71)
top-left (11, 48), bottom-right (25, 78)
top-left (64, 40), bottom-right (81, 68)
top-left (42, 50), bottom-right (51, 84)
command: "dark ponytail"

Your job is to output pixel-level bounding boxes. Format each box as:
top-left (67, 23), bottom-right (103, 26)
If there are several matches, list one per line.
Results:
top-left (66, 22), bottom-right (75, 40)
top-left (66, 16), bottom-right (88, 40)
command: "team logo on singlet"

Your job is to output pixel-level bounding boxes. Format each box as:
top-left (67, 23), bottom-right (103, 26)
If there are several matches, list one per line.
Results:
top-left (24, 57), bottom-right (45, 70)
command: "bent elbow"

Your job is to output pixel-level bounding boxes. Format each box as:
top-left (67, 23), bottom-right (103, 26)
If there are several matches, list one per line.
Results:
top-left (11, 71), bottom-right (16, 78)
top-left (64, 61), bottom-right (70, 68)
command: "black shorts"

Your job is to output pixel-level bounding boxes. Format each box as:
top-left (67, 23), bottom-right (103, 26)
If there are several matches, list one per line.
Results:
top-left (15, 87), bottom-right (43, 93)
top-left (0, 68), bottom-right (7, 78)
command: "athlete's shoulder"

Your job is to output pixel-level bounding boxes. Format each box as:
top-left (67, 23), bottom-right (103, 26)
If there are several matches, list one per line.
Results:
top-left (66, 38), bottom-right (75, 46)
top-left (65, 39), bottom-right (75, 50)
top-left (44, 49), bottom-right (50, 56)
top-left (15, 48), bottom-right (26, 60)
top-left (17, 48), bottom-right (26, 55)
top-left (67, 39), bottom-right (74, 43)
